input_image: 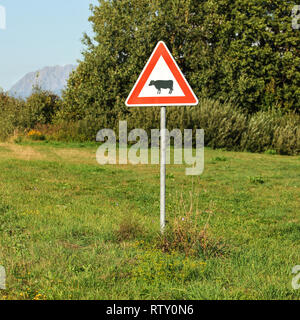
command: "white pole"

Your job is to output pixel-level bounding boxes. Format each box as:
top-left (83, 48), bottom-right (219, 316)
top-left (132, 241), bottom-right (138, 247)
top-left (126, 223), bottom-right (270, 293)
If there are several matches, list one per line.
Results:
top-left (160, 106), bottom-right (166, 234)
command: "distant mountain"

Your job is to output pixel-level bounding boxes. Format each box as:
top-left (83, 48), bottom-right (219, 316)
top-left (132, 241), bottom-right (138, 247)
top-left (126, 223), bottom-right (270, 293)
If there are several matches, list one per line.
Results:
top-left (9, 64), bottom-right (77, 98)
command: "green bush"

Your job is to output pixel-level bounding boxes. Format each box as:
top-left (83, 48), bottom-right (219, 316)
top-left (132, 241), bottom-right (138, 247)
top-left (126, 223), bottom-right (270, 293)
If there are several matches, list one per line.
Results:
top-left (23, 86), bottom-right (62, 128)
top-left (0, 92), bottom-right (25, 140)
top-left (240, 111), bottom-right (281, 153)
top-left (41, 118), bottom-right (102, 142)
top-left (127, 100), bottom-right (300, 155)
top-left (1, 88), bottom-right (299, 156)
top-left (190, 99), bottom-right (248, 150)
top-left (273, 123), bottom-right (300, 156)
top-left (0, 88), bottom-right (61, 141)
top-left (127, 99), bottom-right (247, 151)
top-left (241, 110), bottom-right (300, 154)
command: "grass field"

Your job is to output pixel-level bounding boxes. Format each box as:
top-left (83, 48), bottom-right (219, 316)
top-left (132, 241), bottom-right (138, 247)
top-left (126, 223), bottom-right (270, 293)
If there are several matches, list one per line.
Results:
top-left (0, 140), bottom-right (299, 300)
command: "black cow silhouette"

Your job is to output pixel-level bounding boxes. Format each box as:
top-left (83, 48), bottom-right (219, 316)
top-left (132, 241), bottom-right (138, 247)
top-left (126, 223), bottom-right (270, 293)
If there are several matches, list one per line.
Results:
top-left (149, 80), bottom-right (174, 94)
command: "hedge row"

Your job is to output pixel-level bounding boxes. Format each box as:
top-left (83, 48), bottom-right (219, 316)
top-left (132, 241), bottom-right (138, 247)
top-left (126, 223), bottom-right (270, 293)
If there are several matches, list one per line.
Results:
top-left (0, 91), bottom-right (299, 155)
top-left (126, 99), bottom-right (300, 155)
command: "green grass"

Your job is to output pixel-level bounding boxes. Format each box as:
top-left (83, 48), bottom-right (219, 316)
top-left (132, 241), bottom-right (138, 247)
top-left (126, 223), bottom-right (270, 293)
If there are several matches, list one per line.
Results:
top-left (0, 141), bottom-right (299, 300)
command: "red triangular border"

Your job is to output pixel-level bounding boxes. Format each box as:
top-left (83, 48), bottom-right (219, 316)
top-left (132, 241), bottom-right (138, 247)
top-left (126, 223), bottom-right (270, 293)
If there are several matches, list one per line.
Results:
top-left (126, 41), bottom-right (198, 107)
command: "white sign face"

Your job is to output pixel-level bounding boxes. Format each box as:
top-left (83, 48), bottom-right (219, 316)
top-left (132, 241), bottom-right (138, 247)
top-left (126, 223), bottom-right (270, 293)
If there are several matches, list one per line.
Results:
top-left (138, 56), bottom-right (185, 98)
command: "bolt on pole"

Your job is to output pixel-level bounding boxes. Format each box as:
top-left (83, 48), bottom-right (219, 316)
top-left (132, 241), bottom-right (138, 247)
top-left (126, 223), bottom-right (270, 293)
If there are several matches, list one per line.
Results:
top-left (160, 106), bottom-right (166, 234)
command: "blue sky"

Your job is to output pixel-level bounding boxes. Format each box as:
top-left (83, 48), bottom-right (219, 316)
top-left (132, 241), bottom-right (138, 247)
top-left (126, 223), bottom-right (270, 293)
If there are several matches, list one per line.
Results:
top-left (0, 0), bottom-right (98, 90)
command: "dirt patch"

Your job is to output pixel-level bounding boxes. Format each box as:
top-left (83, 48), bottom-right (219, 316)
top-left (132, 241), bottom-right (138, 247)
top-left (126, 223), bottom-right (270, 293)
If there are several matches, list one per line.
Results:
top-left (0, 145), bottom-right (12, 154)
top-left (52, 148), bottom-right (96, 164)
top-left (1, 143), bottom-right (47, 161)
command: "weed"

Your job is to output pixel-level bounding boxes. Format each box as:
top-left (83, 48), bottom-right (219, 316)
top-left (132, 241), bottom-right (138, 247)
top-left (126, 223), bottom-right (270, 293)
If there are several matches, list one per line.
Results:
top-left (115, 214), bottom-right (144, 242)
top-left (166, 173), bottom-right (175, 179)
top-left (249, 175), bottom-right (265, 184)
top-left (212, 156), bottom-right (228, 162)
top-left (264, 149), bottom-right (277, 155)
top-left (131, 248), bottom-right (206, 284)
top-left (156, 194), bottom-right (226, 258)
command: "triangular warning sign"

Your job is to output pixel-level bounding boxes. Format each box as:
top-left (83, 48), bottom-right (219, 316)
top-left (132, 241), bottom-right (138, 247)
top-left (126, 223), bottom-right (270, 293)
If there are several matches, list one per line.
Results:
top-left (126, 41), bottom-right (198, 107)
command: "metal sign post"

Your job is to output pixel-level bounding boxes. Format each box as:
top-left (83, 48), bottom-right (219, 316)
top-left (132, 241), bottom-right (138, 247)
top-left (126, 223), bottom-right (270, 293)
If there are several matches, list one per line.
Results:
top-left (125, 41), bottom-right (198, 234)
top-left (160, 106), bottom-right (166, 233)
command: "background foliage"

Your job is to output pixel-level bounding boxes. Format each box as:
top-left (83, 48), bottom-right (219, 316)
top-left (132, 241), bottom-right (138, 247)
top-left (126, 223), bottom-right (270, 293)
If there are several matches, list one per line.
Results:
top-left (0, 88), bottom-right (61, 140)
top-left (61, 0), bottom-right (299, 122)
top-left (0, 0), bottom-right (299, 155)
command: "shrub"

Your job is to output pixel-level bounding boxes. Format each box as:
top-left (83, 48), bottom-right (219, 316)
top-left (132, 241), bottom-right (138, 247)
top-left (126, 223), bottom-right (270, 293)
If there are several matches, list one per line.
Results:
top-left (0, 88), bottom-right (61, 141)
top-left (273, 123), bottom-right (300, 156)
top-left (0, 92), bottom-right (26, 141)
top-left (1, 87), bottom-right (299, 156)
top-left (96, 100), bottom-right (300, 155)
top-left (127, 99), bottom-right (248, 151)
top-left (241, 110), bottom-right (300, 155)
top-left (189, 99), bottom-right (248, 150)
top-left (23, 86), bottom-right (62, 128)
top-left (241, 111), bottom-right (281, 153)
top-left (47, 119), bottom-right (102, 142)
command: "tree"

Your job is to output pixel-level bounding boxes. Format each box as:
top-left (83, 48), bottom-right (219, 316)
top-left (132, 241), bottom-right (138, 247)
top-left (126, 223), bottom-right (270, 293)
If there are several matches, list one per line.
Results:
top-left (24, 86), bottom-right (62, 128)
top-left (0, 91), bottom-right (25, 140)
top-left (61, 0), bottom-right (299, 128)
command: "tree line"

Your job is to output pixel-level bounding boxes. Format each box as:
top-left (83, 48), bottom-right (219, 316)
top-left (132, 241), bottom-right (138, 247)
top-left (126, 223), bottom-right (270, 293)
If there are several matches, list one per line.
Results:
top-left (61, 0), bottom-right (299, 126)
top-left (0, 0), bottom-right (299, 155)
